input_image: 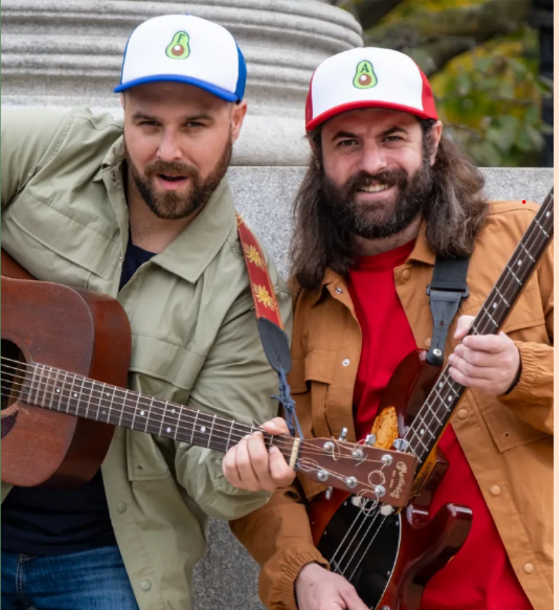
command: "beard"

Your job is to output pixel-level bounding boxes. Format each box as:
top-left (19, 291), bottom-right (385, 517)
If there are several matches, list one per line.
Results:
top-left (320, 153), bottom-right (434, 240)
top-left (124, 134), bottom-right (233, 220)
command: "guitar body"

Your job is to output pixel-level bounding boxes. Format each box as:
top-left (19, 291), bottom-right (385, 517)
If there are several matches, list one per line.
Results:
top-left (1, 250), bottom-right (131, 489)
top-left (308, 350), bottom-right (473, 609)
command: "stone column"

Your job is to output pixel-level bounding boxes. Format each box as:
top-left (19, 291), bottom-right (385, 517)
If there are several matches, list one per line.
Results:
top-left (1, 0), bottom-right (363, 165)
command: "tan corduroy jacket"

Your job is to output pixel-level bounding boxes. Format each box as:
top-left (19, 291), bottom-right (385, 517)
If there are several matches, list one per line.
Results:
top-left (231, 201), bottom-right (553, 610)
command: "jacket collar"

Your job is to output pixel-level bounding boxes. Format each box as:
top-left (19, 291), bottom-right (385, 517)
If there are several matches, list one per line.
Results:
top-left (311, 220), bottom-right (436, 306)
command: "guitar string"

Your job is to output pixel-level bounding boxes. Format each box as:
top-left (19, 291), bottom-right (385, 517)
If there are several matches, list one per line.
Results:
top-left (402, 203), bottom-right (553, 462)
top-left (331, 206), bottom-right (553, 581)
top-left (0, 383), bottom-right (392, 500)
top-left (327, 498), bottom-right (383, 570)
top-left (0, 365), bottom-right (294, 449)
top-left (1, 198), bottom-right (553, 581)
top-left (2, 198), bottom-right (552, 471)
top-left (336, 210), bottom-right (553, 580)
top-left (336, 208), bottom-right (553, 580)
top-left (1, 372), bottom-right (394, 472)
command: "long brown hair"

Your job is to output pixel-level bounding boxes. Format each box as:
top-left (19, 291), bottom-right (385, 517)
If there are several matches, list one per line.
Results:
top-left (290, 120), bottom-right (488, 290)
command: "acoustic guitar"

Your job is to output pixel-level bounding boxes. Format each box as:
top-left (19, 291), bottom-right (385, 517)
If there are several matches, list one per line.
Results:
top-left (0, 250), bottom-right (417, 505)
top-left (308, 189), bottom-right (554, 610)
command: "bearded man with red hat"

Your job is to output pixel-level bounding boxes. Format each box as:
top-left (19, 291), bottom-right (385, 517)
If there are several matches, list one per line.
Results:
top-left (225, 47), bottom-right (553, 610)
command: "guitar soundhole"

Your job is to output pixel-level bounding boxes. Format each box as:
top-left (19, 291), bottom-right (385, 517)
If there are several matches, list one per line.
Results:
top-left (1, 339), bottom-right (26, 411)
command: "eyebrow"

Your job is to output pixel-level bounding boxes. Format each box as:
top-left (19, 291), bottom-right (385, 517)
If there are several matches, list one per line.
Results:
top-left (331, 125), bottom-right (409, 141)
top-left (131, 112), bottom-right (215, 124)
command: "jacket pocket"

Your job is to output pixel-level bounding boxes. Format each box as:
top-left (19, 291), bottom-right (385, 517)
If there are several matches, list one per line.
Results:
top-left (126, 429), bottom-right (172, 481)
top-left (470, 390), bottom-right (550, 453)
top-left (290, 349), bottom-right (340, 442)
top-left (4, 190), bottom-right (120, 284)
top-left (290, 349), bottom-right (338, 391)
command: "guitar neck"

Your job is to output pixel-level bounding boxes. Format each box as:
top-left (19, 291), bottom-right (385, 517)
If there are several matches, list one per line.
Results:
top-left (405, 191), bottom-right (554, 468)
top-left (19, 364), bottom-right (297, 463)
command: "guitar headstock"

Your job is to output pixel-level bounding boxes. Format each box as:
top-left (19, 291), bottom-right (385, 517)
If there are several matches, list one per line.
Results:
top-left (296, 437), bottom-right (417, 507)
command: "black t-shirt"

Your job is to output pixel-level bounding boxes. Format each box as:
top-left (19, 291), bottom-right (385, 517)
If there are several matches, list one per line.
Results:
top-left (1, 238), bottom-right (156, 555)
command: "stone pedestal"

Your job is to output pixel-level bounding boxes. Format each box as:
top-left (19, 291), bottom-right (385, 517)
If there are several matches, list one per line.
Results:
top-left (1, 0), bottom-right (363, 165)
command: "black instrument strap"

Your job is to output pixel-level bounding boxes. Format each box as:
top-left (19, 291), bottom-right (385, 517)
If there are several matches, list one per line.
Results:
top-left (426, 256), bottom-right (470, 366)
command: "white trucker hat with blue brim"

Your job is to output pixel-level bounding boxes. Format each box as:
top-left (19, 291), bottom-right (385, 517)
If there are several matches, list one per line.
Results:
top-left (114, 14), bottom-right (247, 102)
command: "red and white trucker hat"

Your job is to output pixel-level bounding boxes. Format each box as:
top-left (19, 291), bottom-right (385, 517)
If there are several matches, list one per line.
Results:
top-left (305, 47), bottom-right (438, 132)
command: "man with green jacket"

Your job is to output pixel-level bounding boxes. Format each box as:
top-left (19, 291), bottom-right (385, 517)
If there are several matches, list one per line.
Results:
top-left (1, 14), bottom-right (292, 610)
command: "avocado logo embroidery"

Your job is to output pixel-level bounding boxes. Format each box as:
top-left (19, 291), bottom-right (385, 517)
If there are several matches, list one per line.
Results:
top-left (353, 60), bottom-right (377, 89)
top-left (166, 31), bottom-right (190, 60)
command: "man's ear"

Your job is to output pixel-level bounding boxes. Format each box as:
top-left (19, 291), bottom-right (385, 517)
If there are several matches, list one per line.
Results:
top-left (120, 93), bottom-right (126, 110)
top-left (230, 100), bottom-right (248, 142)
top-left (430, 120), bottom-right (443, 165)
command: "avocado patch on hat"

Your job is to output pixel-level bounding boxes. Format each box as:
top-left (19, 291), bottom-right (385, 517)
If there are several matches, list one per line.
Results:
top-left (166, 31), bottom-right (190, 60)
top-left (353, 60), bottom-right (377, 89)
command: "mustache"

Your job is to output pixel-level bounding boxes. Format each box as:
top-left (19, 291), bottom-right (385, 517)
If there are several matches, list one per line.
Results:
top-left (344, 168), bottom-right (409, 195)
top-left (143, 160), bottom-right (199, 180)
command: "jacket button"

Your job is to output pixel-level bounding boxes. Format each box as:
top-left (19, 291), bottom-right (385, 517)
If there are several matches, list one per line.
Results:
top-left (457, 409), bottom-right (468, 420)
top-left (490, 485), bottom-right (501, 496)
top-left (112, 172), bottom-right (117, 183)
top-left (141, 580), bottom-right (152, 591)
top-left (117, 502), bottom-right (127, 513)
top-left (402, 269), bottom-right (411, 280)
top-left (523, 563), bottom-right (535, 574)
top-left (424, 337), bottom-right (431, 348)
top-left (342, 359), bottom-right (350, 367)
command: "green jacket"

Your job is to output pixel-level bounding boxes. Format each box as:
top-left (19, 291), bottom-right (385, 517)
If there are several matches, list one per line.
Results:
top-left (1, 108), bottom-right (292, 609)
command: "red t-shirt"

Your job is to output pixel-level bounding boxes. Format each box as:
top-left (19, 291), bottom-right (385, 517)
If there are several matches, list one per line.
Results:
top-left (347, 240), bottom-right (532, 610)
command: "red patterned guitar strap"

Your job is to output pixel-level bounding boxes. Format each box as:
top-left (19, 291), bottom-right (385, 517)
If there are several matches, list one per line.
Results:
top-left (236, 214), bottom-right (302, 438)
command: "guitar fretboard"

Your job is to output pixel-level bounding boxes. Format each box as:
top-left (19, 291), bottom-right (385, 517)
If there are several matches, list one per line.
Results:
top-left (403, 190), bottom-right (553, 469)
top-left (16, 363), bottom-right (295, 460)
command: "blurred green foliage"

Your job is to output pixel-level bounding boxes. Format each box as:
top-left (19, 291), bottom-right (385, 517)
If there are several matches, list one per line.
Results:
top-left (429, 28), bottom-right (553, 166)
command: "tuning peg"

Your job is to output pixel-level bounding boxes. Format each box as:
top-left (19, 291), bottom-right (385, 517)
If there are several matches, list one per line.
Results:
top-left (393, 438), bottom-right (409, 452)
top-left (365, 434), bottom-right (376, 446)
top-left (325, 486), bottom-right (333, 500)
top-left (338, 427), bottom-right (348, 442)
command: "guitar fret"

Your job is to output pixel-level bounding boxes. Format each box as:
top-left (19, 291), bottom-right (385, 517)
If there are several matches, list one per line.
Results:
top-left (159, 400), bottom-right (170, 437)
top-left (145, 396), bottom-right (155, 433)
top-left (97, 382), bottom-right (107, 421)
top-left (519, 242), bottom-right (535, 262)
top-left (226, 420), bottom-right (234, 451)
top-left (174, 405), bottom-right (183, 441)
top-left (494, 286), bottom-right (510, 307)
top-left (208, 415), bottom-right (217, 448)
top-left (535, 218), bottom-right (549, 237)
top-left (130, 393), bottom-right (141, 430)
top-left (481, 304), bottom-right (498, 327)
top-left (68, 374), bottom-right (78, 415)
top-left (100, 383), bottom-right (110, 421)
top-left (66, 375), bottom-right (75, 414)
top-left (115, 387), bottom-right (124, 426)
top-left (191, 411), bottom-right (199, 444)
top-left (28, 365), bottom-right (40, 406)
top-left (506, 264), bottom-right (522, 285)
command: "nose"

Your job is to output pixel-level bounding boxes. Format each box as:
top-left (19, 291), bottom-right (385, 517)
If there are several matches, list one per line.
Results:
top-left (359, 140), bottom-right (388, 175)
top-left (157, 128), bottom-right (182, 162)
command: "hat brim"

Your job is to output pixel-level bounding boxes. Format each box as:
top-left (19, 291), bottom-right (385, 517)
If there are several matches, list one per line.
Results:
top-left (114, 74), bottom-right (239, 102)
top-left (306, 100), bottom-right (437, 132)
